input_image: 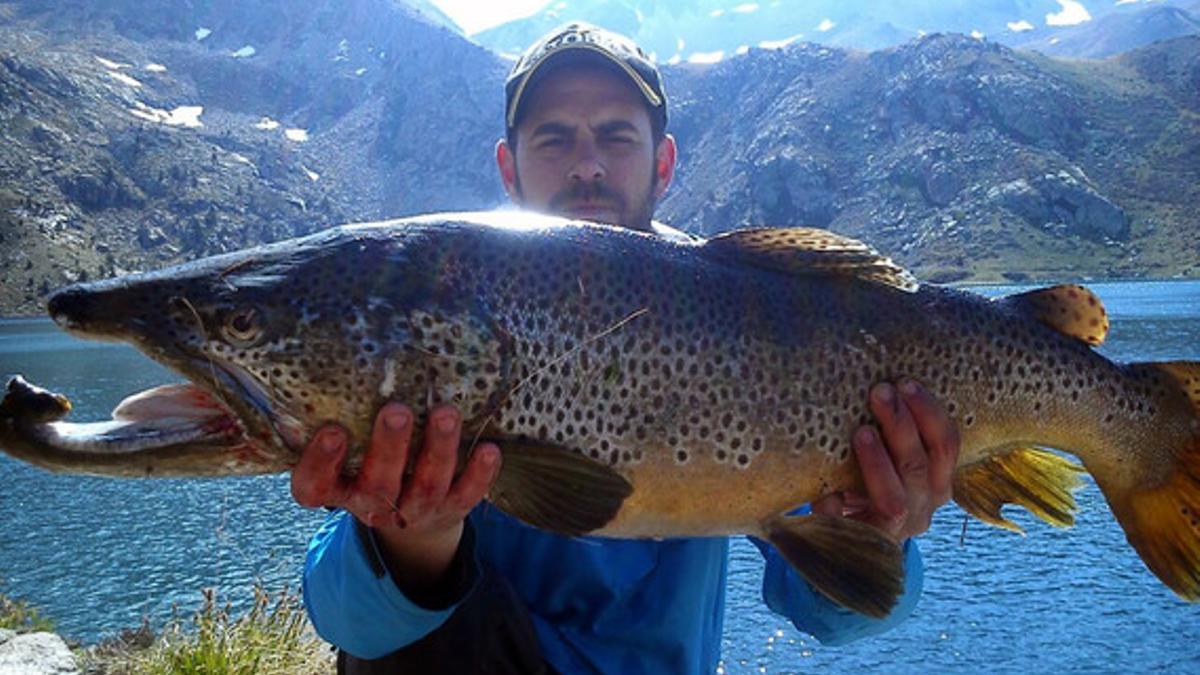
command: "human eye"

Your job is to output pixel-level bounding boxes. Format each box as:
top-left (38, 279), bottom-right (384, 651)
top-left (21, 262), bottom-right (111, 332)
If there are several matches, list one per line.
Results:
top-left (535, 133), bottom-right (569, 152)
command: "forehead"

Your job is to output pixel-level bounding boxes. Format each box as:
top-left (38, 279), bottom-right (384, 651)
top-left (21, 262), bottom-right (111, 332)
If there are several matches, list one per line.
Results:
top-left (517, 64), bottom-right (651, 130)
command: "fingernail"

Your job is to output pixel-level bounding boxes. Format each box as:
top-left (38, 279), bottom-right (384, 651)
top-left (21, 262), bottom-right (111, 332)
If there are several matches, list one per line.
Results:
top-left (856, 427), bottom-right (878, 447)
top-left (900, 379), bottom-right (920, 396)
top-left (320, 430), bottom-right (343, 453)
top-left (436, 410), bottom-right (457, 433)
top-left (482, 447), bottom-right (499, 468)
top-left (875, 383), bottom-right (894, 405)
top-left (384, 407), bottom-right (409, 431)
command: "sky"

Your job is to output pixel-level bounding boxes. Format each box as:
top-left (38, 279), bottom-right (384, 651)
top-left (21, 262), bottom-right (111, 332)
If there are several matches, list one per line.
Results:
top-left (430, 0), bottom-right (1103, 38)
top-left (430, 0), bottom-right (547, 34)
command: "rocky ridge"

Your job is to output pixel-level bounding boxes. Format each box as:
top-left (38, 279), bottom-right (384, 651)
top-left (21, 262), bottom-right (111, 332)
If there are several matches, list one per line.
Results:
top-left (0, 2), bottom-right (1197, 315)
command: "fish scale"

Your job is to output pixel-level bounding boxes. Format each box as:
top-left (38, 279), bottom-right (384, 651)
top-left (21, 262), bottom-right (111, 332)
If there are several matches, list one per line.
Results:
top-left (1, 210), bottom-right (1198, 619)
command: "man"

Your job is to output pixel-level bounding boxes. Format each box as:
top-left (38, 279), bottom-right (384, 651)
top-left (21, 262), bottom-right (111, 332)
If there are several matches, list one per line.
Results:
top-left (293, 22), bottom-right (959, 673)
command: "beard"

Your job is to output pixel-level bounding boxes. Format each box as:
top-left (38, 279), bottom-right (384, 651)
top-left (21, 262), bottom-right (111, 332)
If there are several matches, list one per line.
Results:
top-left (512, 170), bottom-right (659, 232)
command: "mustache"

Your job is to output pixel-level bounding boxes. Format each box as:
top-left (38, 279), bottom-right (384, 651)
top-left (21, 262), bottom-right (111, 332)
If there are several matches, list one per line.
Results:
top-left (548, 182), bottom-right (626, 212)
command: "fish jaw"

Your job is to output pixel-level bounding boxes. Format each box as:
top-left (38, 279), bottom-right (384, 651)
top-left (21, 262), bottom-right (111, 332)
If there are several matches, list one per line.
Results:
top-left (41, 245), bottom-right (318, 457)
top-left (0, 376), bottom-right (292, 477)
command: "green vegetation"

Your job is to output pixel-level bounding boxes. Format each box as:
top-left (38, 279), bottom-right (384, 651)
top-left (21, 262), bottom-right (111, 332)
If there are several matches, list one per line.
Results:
top-left (0, 590), bottom-right (55, 633)
top-left (81, 584), bottom-right (333, 675)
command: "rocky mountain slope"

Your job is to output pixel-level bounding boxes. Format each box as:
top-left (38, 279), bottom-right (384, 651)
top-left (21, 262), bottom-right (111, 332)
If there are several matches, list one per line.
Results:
top-left (1013, 3), bottom-right (1200, 57)
top-left (0, 0), bottom-right (506, 314)
top-left (658, 34), bottom-right (1200, 283)
top-left (0, 1), bottom-right (1196, 315)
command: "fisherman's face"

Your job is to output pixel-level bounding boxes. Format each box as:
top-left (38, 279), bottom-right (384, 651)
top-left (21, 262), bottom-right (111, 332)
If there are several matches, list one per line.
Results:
top-left (498, 65), bottom-right (675, 232)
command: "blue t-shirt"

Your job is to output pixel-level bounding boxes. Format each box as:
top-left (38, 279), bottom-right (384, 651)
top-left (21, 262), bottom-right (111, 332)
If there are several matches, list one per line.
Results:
top-left (303, 504), bottom-right (923, 673)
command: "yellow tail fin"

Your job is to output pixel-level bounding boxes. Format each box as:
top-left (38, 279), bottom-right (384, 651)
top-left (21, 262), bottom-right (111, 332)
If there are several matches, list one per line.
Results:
top-left (1098, 361), bottom-right (1200, 600)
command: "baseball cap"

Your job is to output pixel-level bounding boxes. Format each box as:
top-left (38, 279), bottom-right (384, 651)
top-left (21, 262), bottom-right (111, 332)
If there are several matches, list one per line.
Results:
top-left (504, 22), bottom-right (668, 133)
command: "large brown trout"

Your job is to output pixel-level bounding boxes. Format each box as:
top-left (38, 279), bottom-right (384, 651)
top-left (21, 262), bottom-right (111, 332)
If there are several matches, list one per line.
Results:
top-left (2, 211), bottom-right (1198, 617)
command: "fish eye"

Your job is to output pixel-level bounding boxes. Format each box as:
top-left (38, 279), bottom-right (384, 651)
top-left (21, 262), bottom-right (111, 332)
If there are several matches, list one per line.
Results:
top-left (223, 307), bottom-right (262, 345)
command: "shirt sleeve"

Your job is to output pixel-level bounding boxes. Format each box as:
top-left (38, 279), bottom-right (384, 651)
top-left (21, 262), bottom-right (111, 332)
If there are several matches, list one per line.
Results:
top-left (301, 509), bottom-right (481, 659)
top-left (753, 533), bottom-right (924, 646)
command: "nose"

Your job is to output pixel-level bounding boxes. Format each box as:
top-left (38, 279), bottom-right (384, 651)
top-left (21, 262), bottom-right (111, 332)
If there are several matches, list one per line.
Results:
top-left (568, 142), bottom-right (605, 183)
top-left (47, 285), bottom-right (91, 329)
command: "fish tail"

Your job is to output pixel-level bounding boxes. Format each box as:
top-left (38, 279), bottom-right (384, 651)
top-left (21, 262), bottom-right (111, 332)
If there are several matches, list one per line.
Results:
top-left (1092, 361), bottom-right (1200, 601)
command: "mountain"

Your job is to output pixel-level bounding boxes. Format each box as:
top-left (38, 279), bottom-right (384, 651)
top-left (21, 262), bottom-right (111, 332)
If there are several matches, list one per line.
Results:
top-left (470, 0), bottom-right (1198, 59)
top-left (0, 0), bottom-right (508, 313)
top-left (1014, 4), bottom-right (1200, 57)
top-left (0, 1), bottom-right (1197, 315)
top-left (656, 34), bottom-right (1200, 282)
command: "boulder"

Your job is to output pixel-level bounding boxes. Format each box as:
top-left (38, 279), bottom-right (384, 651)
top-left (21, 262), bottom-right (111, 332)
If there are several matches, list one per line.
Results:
top-left (989, 171), bottom-right (1129, 240)
top-left (0, 631), bottom-right (79, 675)
top-left (749, 149), bottom-right (836, 226)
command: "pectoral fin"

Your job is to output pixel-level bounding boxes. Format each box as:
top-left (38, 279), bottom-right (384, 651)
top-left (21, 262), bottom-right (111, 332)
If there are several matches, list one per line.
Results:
top-left (489, 440), bottom-right (633, 537)
top-left (765, 514), bottom-right (904, 618)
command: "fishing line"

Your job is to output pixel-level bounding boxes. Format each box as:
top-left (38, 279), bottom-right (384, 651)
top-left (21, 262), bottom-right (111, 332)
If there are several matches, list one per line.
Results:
top-left (468, 306), bottom-right (651, 454)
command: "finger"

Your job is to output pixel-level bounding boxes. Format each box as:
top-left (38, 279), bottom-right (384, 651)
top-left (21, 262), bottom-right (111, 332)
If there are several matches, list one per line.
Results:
top-left (853, 425), bottom-right (908, 529)
top-left (870, 382), bottom-right (930, 485)
top-left (291, 425), bottom-right (349, 508)
top-left (354, 403), bottom-right (413, 527)
top-left (447, 442), bottom-right (502, 513)
top-left (397, 405), bottom-right (462, 519)
top-left (840, 491), bottom-right (872, 516)
top-left (810, 491), bottom-right (845, 518)
top-left (898, 379), bottom-right (961, 505)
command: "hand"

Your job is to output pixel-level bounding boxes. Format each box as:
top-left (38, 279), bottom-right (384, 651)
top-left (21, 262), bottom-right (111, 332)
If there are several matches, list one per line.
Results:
top-left (813, 380), bottom-right (960, 543)
top-left (290, 403), bottom-right (502, 589)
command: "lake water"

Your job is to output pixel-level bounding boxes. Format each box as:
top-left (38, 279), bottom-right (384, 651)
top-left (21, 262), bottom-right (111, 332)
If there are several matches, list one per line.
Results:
top-left (1, 280), bottom-right (1198, 673)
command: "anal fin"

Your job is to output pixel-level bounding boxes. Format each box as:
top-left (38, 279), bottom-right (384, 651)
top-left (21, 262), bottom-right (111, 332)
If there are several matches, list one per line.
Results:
top-left (953, 446), bottom-right (1086, 533)
top-left (489, 440), bottom-right (633, 537)
top-left (766, 514), bottom-right (904, 618)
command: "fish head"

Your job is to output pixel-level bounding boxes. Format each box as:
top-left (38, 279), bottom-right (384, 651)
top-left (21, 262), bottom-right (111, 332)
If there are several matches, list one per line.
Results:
top-left (36, 229), bottom-right (386, 471)
top-left (8, 217), bottom-right (514, 477)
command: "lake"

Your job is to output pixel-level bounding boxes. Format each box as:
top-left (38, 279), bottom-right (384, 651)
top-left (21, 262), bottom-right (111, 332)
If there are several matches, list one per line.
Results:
top-left (1, 280), bottom-right (1198, 673)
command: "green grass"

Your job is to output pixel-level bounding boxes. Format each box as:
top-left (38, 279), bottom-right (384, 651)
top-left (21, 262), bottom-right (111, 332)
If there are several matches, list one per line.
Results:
top-left (0, 591), bottom-right (55, 633)
top-left (82, 584), bottom-right (333, 675)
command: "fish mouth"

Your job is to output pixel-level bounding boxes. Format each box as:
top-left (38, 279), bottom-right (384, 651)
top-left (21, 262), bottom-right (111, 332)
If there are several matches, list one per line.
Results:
top-left (0, 373), bottom-right (290, 477)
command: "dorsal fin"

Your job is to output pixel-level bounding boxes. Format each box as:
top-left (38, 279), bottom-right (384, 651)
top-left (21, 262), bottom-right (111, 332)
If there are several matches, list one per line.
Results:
top-left (1004, 284), bottom-right (1109, 346)
top-left (701, 227), bottom-right (919, 293)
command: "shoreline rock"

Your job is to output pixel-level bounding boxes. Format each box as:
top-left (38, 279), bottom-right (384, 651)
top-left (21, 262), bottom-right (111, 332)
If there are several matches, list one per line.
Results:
top-left (0, 629), bottom-right (79, 675)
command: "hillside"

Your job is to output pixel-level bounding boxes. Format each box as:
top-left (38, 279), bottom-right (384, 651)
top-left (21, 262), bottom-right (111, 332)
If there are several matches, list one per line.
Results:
top-left (0, 2), bottom-right (1196, 315)
top-left (658, 34), bottom-right (1200, 283)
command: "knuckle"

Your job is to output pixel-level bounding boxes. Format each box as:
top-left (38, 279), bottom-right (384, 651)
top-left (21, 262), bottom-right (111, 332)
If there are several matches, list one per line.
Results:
top-left (290, 481), bottom-right (323, 508)
top-left (899, 456), bottom-right (930, 477)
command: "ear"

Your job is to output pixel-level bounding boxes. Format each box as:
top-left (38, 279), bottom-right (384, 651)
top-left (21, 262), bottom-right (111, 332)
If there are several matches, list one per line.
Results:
top-left (496, 139), bottom-right (519, 200)
top-left (653, 134), bottom-right (677, 199)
